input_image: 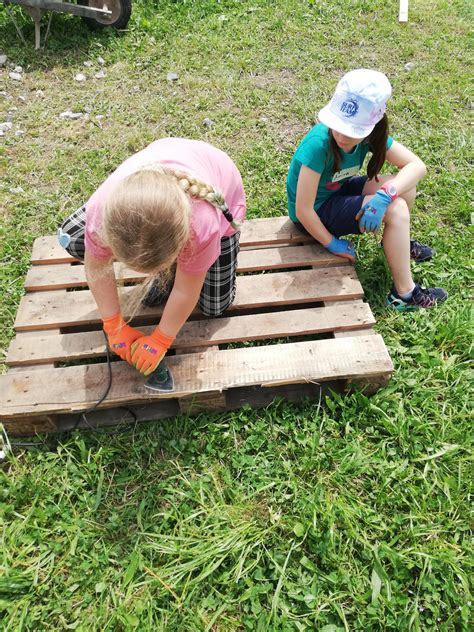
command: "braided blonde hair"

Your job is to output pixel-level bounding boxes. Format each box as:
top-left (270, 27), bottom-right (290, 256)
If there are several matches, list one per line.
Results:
top-left (142, 163), bottom-right (241, 230)
top-left (102, 163), bottom-right (239, 316)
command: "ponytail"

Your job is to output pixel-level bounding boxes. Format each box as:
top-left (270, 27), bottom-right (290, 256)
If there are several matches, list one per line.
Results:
top-left (366, 114), bottom-right (389, 181)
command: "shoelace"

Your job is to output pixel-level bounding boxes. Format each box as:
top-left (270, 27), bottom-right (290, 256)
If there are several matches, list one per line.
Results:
top-left (413, 286), bottom-right (437, 307)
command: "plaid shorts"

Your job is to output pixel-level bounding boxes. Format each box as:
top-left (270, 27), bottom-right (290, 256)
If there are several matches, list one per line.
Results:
top-left (198, 231), bottom-right (240, 317)
top-left (58, 205), bottom-right (240, 317)
top-left (58, 204), bottom-right (87, 261)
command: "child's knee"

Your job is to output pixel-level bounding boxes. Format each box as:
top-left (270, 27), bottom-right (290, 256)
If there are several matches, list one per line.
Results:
top-left (385, 198), bottom-right (410, 225)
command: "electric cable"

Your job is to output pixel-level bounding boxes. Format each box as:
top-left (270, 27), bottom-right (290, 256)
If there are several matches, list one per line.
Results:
top-left (6, 332), bottom-right (138, 453)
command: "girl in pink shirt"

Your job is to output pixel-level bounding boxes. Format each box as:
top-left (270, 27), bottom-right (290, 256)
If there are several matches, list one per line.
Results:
top-left (58, 138), bottom-right (246, 376)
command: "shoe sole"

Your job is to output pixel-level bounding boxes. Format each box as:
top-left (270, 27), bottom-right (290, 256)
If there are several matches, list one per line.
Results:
top-left (412, 255), bottom-right (433, 263)
top-left (386, 299), bottom-right (419, 312)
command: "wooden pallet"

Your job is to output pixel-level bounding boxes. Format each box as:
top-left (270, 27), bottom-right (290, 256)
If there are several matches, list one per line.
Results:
top-left (0, 216), bottom-right (393, 436)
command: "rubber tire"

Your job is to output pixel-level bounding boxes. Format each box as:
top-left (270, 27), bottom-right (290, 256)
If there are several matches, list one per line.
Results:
top-left (77, 0), bottom-right (132, 31)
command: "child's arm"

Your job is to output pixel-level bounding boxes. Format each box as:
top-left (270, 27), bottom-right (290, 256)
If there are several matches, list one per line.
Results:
top-left (159, 267), bottom-right (207, 337)
top-left (85, 250), bottom-right (121, 318)
top-left (357, 141), bottom-right (426, 233)
top-left (130, 267), bottom-right (207, 375)
top-left (85, 250), bottom-right (143, 364)
top-left (383, 141), bottom-right (427, 192)
top-left (296, 165), bottom-right (355, 261)
top-left (295, 165), bottom-right (333, 245)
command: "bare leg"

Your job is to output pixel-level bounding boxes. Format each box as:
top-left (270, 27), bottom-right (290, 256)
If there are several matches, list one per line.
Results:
top-left (361, 194), bottom-right (415, 295)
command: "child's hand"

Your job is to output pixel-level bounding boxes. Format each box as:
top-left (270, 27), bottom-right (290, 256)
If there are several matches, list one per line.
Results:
top-left (325, 236), bottom-right (356, 262)
top-left (355, 189), bottom-right (392, 233)
top-left (103, 313), bottom-right (144, 365)
top-left (130, 327), bottom-right (175, 376)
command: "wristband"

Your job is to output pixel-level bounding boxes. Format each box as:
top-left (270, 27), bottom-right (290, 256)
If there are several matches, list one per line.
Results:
top-left (380, 183), bottom-right (398, 201)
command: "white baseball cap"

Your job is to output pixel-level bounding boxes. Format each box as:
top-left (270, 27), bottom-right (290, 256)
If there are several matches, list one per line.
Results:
top-left (318, 69), bottom-right (392, 139)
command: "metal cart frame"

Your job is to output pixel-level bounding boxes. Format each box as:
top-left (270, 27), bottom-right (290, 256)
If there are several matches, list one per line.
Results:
top-left (1, 0), bottom-right (113, 48)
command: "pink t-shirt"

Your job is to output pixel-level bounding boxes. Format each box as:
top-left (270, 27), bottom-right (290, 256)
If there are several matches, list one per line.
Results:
top-left (85, 138), bottom-right (246, 274)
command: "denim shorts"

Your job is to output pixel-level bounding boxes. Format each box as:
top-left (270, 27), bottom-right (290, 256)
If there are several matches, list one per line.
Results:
top-left (294, 175), bottom-right (368, 237)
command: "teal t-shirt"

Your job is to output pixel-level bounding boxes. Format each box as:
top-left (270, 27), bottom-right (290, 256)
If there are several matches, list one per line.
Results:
top-left (286, 123), bottom-right (394, 221)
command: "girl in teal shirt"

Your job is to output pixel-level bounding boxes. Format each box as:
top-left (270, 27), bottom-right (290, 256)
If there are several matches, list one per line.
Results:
top-left (287, 69), bottom-right (447, 310)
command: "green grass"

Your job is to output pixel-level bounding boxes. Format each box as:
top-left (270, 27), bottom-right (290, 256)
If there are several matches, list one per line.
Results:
top-left (0, 0), bottom-right (473, 629)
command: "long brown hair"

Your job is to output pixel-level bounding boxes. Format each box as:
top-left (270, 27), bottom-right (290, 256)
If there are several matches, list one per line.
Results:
top-left (327, 114), bottom-right (389, 181)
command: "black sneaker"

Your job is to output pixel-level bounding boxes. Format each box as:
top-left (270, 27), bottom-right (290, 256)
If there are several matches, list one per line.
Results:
top-left (386, 283), bottom-right (448, 311)
top-left (410, 239), bottom-right (433, 262)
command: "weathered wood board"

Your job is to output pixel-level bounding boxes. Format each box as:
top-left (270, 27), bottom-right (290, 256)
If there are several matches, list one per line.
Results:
top-left (1, 216), bottom-right (392, 436)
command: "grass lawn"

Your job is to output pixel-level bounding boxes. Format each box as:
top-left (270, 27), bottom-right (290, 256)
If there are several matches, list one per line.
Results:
top-left (0, 0), bottom-right (472, 629)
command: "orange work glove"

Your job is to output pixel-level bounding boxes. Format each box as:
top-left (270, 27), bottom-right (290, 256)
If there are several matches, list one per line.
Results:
top-left (103, 313), bottom-right (144, 365)
top-left (130, 327), bottom-right (175, 376)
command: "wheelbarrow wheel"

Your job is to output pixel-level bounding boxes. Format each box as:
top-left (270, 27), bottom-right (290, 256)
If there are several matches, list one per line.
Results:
top-left (77, 0), bottom-right (132, 30)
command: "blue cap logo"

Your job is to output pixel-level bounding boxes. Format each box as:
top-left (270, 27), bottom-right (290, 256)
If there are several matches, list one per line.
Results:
top-left (339, 99), bottom-right (359, 118)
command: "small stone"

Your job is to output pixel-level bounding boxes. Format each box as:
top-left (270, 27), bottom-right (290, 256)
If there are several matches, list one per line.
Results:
top-left (94, 69), bottom-right (106, 79)
top-left (35, 89), bottom-right (45, 98)
top-left (84, 60), bottom-right (94, 67)
top-left (166, 72), bottom-right (179, 81)
top-left (74, 73), bottom-right (86, 82)
top-left (9, 186), bottom-right (24, 194)
top-left (59, 110), bottom-right (83, 120)
top-left (203, 117), bottom-right (215, 128)
top-left (97, 56), bottom-right (105, 65)
top-left (0, 55), bottom-right (7, 67)
top-left (0, 91), bottom-right (8, 98)
top-left (218, 14), bottom-right (228, 22)
top-left (0, 130), bottom-right (3, 137)
top-left (14, 65), bottom-right (22, 73)
top-left (0, 122), bottom-right (13, 132)
top-left (8, 107), bottom-right (18, 113)
top-left (15, 130), bottom-right (25, 136)
top-left (95, 115), bottom-right (104, 120)
top-left (259, 116), bottom-right (269, 123)
top-left (404, 62), bottom-right (416, 71)
top-left (18, 95), bottom-right (26, 102)
top-left (9, 72), bottom-right (22, 81)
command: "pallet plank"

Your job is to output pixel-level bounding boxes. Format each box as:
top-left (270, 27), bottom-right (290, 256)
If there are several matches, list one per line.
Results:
top-left (14, 267), bottom-right (363, 331)
top-left (24, 244), bottom-right (344, 292)
top-left (7, 302), bottom-right (374, 366)
top-left (31, 217), bottom-right (311, 265)
top-left (0, 335), bottom-right (393, 421)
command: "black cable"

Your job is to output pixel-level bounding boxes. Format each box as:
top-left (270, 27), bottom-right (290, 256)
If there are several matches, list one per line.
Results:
top-left (71, 331), bottom-right (114, 432)
top-left (7, 332), bottom-right (138, 452)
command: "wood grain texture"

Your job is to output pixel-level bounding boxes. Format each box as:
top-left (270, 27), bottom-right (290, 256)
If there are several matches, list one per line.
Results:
top-left (0, 335), bottom-right (393, 419)
top-left (14, 267), bottom-right (363, 331)
top-left (25, 244), bottom-right (344, 291)
top-left (32, 216), bottom-right (312, 264)
top-left (7, 302), bottom-right (374, 366)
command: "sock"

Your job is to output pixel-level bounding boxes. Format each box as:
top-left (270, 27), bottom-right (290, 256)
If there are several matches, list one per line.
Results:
top-left (399, 285), bottom-right (415, 300)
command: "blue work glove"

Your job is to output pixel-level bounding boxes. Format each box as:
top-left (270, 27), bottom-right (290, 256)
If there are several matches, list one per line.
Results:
top-left (325, 236), bottom-right (356, 262)
top-left (356, 190), bottom-right (392, 234)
